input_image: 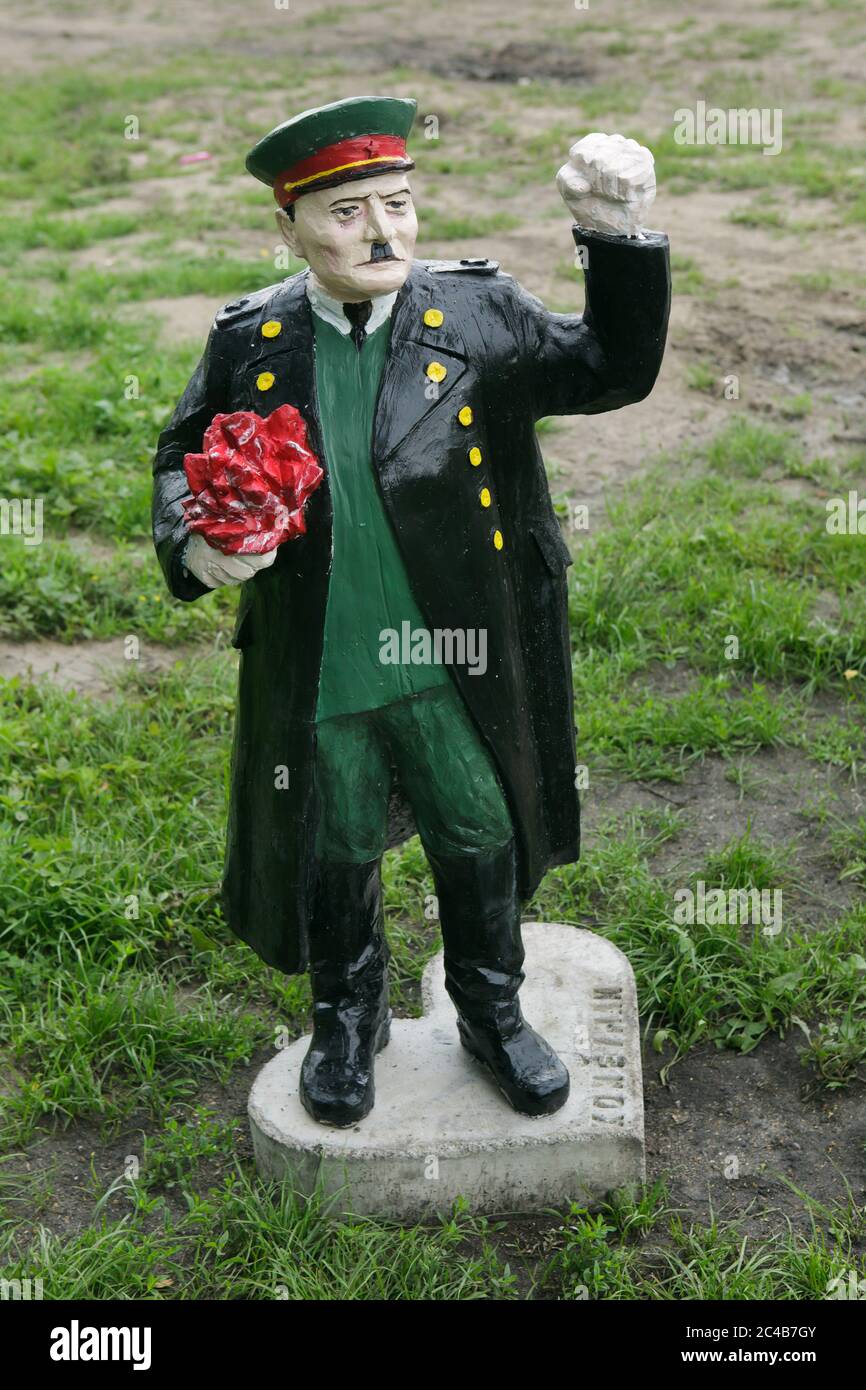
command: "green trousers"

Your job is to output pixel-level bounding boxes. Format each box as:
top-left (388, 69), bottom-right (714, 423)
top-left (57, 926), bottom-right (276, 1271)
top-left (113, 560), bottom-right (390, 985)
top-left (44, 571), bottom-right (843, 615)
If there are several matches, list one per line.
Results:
top-left (314, 683), bottom-right (513, 862)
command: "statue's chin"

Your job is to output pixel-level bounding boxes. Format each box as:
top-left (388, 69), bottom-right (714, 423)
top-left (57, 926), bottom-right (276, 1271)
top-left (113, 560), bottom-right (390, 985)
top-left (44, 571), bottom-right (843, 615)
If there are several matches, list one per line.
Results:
top-left (350, 262), bottom-right (411, 299)
top-left (311, 261), bottom-right (410, 302)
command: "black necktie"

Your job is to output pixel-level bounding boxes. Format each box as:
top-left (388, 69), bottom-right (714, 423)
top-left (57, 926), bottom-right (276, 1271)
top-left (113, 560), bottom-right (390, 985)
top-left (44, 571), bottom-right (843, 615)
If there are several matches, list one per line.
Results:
top-left (343, 299), bottom-right (373, 352)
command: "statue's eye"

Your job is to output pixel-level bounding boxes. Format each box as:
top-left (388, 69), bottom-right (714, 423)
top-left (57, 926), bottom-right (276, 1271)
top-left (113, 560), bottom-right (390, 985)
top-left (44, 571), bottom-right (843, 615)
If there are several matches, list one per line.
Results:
top-left (386, 199), bottom-right (408, 212)
top-left (334, 205), bottom-right (359, 220)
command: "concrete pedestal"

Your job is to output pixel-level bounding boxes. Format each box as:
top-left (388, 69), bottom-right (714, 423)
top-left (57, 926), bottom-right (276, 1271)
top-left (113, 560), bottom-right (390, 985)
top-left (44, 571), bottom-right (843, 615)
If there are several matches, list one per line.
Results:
top-left (249, 923), bottom-right (644, 1220)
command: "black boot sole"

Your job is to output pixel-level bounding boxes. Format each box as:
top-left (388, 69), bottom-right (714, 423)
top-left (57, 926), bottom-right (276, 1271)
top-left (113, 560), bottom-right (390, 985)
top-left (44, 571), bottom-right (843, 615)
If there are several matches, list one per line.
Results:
top-left (457, 1019), bottom-right (570, 1117)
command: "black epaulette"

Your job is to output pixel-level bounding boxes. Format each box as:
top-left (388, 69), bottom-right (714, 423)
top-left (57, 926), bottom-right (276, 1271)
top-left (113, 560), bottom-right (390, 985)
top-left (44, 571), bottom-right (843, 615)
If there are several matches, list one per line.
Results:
top-left (214, 283), bottom-right (281, 330)
top-left (423, 258), bottom-right (500, 275)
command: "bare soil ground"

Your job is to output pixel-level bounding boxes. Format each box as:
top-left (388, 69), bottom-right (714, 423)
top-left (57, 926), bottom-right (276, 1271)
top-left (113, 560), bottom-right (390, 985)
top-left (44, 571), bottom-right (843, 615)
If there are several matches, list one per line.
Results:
top-left (0, 637), bottom-right (186, 697)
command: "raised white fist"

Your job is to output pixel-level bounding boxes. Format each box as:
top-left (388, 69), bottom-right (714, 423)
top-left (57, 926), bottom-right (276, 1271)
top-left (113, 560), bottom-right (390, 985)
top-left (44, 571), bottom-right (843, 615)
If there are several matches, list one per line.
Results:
top-left (557, 132), bottom-right (656, 238)
top-left (183, 532), bottom-right (277, 589)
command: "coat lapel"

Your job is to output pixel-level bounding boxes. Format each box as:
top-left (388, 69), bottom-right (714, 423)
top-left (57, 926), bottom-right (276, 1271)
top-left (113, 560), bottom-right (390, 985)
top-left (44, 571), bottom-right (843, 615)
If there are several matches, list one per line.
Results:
top-left (373, 265), bottom-right (467, 463)
top-left (241, 273), bottom-right (327, 457)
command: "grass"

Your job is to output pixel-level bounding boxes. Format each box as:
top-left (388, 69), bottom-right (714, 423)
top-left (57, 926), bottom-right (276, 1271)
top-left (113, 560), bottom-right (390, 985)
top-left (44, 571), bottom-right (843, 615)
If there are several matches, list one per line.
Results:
top-left (2, 1166), bottom-right (863, 1300)
top-left (634, 125), bottom-right (865, 221)
top-left (4, 968), bottom-right (262, 1134)
top-left (419, 212), bottom-right (521, 240)
top-left (670, 253), bottom-right (709, 297)
top-left (0, 1173), bottom-right (520, 1299)
top-left (531, 811), bottom-right (866, 1074)
top-left (0, 61), bottom-right (317, 207)
top-left (0, 211), bottom-right (143, 258)
top-left (534, 1182), bottom-right (866, 1300)
top-left (0, 542), bottom-right (235, 641)
top-left (686, 360), bottom-right (718, 392)
top-left (566, 423), bottom-right (866, 705)
top-left (729, 204), bottom-right (787, 230)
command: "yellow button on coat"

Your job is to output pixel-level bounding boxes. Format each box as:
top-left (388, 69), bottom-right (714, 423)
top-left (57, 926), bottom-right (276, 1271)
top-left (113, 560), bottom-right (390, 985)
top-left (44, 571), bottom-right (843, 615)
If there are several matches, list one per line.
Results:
top-left (256, 371), bottom-right (275, 391)
top-left (493, 529), bottom-right (504, 550)
top-left (426, 361), bottom-right (447, 383)
top-left (480, 487), bottom-right (492, 508)
top-left (469, 447), bottom-right (482, 467)
top-left (424, 308), bottom-right (444, 328)
top-left (458, 406), bottom-right (473, 426)
top-left (261, 320), bottom-right (282, 338)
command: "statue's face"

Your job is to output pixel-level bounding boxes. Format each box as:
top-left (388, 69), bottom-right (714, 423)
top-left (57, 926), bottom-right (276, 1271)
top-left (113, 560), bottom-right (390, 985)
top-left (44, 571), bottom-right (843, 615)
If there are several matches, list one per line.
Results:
top-left (276, 169), bottom-right (417, 302)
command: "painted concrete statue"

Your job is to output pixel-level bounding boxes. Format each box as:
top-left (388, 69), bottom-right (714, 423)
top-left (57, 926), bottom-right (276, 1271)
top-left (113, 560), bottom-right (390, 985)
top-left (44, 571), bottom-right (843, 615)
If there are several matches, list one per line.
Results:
top-left (152, 97), bottom-right (670, 1127)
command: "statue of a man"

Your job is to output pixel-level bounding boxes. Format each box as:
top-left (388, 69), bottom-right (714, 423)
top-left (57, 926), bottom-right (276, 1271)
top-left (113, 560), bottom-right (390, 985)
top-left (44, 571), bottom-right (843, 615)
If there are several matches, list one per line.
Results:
top-left (152, 96), bottom-right (670, 1127)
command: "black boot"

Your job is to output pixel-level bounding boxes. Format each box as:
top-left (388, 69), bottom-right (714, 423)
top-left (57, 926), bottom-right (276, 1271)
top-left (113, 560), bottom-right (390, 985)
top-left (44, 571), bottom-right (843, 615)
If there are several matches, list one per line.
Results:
top-left (428, 841), bottom-right (570, 1117)
top-left (299, 859), bottom-right (391, 1128)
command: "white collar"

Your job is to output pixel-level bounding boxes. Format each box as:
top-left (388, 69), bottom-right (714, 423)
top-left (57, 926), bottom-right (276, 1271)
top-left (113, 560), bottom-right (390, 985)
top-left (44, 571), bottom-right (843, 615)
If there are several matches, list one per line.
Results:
top-left (306, 274), bottom-right (398, 337)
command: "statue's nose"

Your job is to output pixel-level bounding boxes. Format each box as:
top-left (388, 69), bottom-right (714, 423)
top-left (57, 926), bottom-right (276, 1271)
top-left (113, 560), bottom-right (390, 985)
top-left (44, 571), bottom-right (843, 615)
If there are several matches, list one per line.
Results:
top-left (365, 198), bottom-right (394, 240)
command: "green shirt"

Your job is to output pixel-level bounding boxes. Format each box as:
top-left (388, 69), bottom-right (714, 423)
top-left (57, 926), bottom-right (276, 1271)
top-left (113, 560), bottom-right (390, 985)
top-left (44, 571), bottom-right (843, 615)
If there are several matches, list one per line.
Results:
top-left (313, 312), bottom-right (449, 722)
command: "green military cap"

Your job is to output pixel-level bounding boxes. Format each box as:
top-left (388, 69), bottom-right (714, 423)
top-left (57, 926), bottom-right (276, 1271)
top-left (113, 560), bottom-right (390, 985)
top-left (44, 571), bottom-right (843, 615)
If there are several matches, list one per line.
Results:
top-left (246, 95), bottom-right (417, 208)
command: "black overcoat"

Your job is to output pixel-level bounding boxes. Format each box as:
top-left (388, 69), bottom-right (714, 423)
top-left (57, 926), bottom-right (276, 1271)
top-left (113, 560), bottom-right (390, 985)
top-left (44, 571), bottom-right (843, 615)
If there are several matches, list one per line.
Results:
top-left (152, 226), bottom-right (671, 973)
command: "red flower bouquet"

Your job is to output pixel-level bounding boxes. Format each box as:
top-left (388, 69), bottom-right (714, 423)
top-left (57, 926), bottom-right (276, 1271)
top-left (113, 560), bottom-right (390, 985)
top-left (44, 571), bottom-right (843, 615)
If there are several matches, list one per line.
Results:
top-left (182, 406), bottom-right (323, 555)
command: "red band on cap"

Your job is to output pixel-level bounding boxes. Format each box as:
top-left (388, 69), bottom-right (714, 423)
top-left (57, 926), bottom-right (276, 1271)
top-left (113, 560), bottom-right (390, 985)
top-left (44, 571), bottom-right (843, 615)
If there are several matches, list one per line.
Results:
top-left (275, 133), bottom-right (409, 203)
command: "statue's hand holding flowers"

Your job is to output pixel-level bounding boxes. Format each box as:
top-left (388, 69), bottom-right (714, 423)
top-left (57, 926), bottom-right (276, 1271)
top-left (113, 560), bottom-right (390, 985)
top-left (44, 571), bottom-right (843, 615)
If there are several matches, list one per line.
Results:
top-left (181, 405), bottom-right (323, 589)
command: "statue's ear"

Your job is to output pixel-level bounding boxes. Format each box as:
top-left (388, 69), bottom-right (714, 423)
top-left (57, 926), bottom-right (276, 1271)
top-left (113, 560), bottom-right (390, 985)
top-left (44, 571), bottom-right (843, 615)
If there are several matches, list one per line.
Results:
top-left (276, 208), bottom-right (301, 256)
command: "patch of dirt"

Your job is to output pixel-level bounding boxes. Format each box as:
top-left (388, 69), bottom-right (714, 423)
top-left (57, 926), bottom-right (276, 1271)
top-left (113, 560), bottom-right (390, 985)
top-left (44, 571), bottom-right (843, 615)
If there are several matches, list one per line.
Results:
top-left (1, 1050), bottom-right (266, 1252)
top-left (376, 38), bottom-right (596, 85)
top-left (645, 1033), bottom-right (866, 1241)
top-left (132, 293), bottom-right (223, 344)
top-left (583, 741), bottom-right (864, 928)
top-left (64, 528), bottom-right (133, 565)
top-left (0, 638), bottom-right (187, 699)
top-left (4, 350), bottom-right (95, 383)
top-left (65, 232), bottom-right (154, 273)
top-left (85, 165), bottom-right (231, 224)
